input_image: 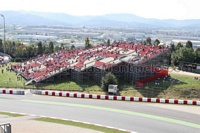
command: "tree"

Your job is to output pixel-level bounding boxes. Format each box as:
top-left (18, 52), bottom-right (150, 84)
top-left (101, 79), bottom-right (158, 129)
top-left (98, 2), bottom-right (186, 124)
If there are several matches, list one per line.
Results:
top-left (146, 37), bottom-right (151, 45)
top-left (140, 40), bottom-right (147, 45)
top-left (107, 39), bottom-right (110, 45)
top-left (153, 39), bottom-right (160, 46)
top-left (54, 46), bottom-right (60, 52)
top-left (85, 37), bottom-right (92, 49)
top-left (14, 42), bottom-right (26, 58)
top-left (171, 47), bottom-right (195, 65)
top-left (70, 44), bottom-right (75, 50)
top-left (170, 42), bottom-right (176, 52)
top-left (101, 72), bottom-right (118, 92)
top-left (49, 41), bottom-right (54, 53)
top-left (60, 43), bottom-right (65, 50)
top-left (5, 41), bottom-right (12, 55)
top-left (11, 42), bottom-right (16, 56)
top-left (37, 41), bottom-right (43, 55)
top-left (186, 40), bottom-right (193, 49)
top-left (43, 45), bottom-right (49, 54)
top-left (22, 47), bottom-right (27, 58)
top-left (195, 47), bottom-right (200, 63)
top-left (176, 42), bottom-right (183, 50)
top-left (179, 47), bottom-right (195, 62)
top-left (26, 45), bottom-right (36, 58)
top-left (171, 52), bottom-right (179, 66)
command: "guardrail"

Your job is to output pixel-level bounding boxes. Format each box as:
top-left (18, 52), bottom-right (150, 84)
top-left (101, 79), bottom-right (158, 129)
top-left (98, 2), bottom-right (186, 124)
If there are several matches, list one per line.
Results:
top-left (0, 123), bottom-right (11, 133)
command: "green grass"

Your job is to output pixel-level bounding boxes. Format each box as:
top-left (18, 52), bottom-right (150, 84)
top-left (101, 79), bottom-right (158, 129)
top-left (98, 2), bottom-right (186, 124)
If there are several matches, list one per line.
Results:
top-left (0, 112), bottom-right (24, 117)
top-left (84, 85), bottom-right (105, 94)
top-left (0, 63), bottom-right (104, 92)
top-left (140, 73), bottom-right (200, 100)
top-left (0, 63), bottom-right (25, 88)
top-left (169, 73), bottom-right (200, 89)
top-left (0, 62), bottom-right (35, 89)
top-left (118, 73), bottom-right (200, 100)
top-left (120, 89), bottom-right (143, 97)
top-left (35, 80), bottom-right (83, 91)
top-left (119, 86), bottom-right (143, 97)
top-left (157, 73), bottom-right (200, 100)
top-left (35, 117), bottom-right (128, 133)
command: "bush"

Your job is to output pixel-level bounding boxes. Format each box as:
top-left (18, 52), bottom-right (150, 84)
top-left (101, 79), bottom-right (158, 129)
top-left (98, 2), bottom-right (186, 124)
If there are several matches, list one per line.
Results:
top-left (11, 58), bottom-right (27, 62)
top-left (101, 72), bottom-right (118, 92)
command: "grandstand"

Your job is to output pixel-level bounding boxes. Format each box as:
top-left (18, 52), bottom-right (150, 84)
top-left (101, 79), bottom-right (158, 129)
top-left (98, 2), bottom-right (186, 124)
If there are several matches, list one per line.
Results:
top-left (11, 42), bottom-right (170, 86)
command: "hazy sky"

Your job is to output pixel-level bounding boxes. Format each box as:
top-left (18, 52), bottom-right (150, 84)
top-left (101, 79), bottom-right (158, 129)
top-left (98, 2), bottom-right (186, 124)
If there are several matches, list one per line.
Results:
top-left (0, 0), bottom-right (199, 20)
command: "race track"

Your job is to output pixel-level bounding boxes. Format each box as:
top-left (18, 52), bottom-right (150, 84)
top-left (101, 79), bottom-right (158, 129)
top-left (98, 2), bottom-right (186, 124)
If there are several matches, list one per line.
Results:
top-left (0, 94), bottom-right (199, 133)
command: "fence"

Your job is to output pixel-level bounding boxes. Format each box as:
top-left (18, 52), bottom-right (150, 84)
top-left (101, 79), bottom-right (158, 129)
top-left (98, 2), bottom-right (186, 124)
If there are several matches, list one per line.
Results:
top-left (0, 123), bottom-right (11, 133)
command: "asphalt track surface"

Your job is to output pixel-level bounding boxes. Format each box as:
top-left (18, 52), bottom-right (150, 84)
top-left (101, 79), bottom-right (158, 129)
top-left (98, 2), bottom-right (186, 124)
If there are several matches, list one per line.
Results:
top-left (0, 94), bottom-right (199, 133)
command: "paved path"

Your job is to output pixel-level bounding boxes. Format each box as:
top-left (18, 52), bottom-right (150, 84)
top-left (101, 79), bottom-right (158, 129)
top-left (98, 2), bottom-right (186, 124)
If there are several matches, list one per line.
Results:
top-left (169, 68), bottom-right (200, 76)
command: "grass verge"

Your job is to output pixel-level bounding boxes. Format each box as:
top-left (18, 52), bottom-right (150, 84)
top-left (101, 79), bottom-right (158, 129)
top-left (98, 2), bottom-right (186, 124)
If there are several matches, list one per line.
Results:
top-left (35, 117), bottom-right (128, 133)
top-left (0, 112), bottom-right (24, 117)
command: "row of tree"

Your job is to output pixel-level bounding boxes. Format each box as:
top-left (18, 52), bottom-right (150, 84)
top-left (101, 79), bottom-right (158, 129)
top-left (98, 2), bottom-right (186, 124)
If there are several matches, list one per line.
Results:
top-left (0, 37), bottom-right (94, 61)
top-left (0, 39), bottom-right (58, 61)
top-left (1, 37), bottom-right (200, 65)
top-left (170, 41), bottom-right (200, 65)
top-left (140, 37), bottom-right (160, 45)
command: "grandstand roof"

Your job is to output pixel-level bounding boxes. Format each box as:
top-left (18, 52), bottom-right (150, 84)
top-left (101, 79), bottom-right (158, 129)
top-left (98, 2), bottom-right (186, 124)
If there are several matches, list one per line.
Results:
top-left (11, 42), bottom-right (169, 83)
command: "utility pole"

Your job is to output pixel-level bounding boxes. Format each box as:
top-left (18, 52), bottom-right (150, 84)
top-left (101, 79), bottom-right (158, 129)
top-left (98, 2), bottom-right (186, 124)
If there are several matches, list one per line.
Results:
top-left (0, 14), bottom-right (6, 54)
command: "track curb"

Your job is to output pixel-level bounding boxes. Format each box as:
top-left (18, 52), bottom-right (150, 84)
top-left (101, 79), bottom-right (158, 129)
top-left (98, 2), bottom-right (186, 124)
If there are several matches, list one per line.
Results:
top-left (38, 90), bottom-right (200, 106)
top-left (1, 89), bottom-right (200, 106)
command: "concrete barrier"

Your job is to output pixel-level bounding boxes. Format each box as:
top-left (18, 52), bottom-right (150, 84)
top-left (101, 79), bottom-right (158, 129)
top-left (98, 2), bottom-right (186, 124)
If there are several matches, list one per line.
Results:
top-left (30, 89), bottom-right (42, 95)
top-left (0, 89), bottom-right (25, 95)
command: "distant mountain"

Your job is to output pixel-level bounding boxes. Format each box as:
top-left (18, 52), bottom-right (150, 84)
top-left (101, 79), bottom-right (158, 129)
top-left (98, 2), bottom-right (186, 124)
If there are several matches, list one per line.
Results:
top-left (29, 11), bottom-right (93, 24)
top-left (1, 11), bottom-right (200, 29)
top-left (0, 11), bottom-right (69, 26)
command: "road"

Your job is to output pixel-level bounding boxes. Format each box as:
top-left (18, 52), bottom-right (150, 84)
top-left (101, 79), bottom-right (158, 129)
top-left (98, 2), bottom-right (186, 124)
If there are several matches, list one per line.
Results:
top-left (0, 94), bottom-right (200, 133)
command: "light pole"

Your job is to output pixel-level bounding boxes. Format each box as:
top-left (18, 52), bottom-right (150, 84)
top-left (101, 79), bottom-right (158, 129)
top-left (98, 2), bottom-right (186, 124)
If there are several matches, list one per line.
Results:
top-left (0, 14), bottom-right (6, 54)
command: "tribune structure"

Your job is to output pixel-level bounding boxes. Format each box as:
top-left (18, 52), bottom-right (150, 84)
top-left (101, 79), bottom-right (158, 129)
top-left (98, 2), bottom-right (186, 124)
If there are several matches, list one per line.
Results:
top-left (11, 42), bottom-right (170, 86)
